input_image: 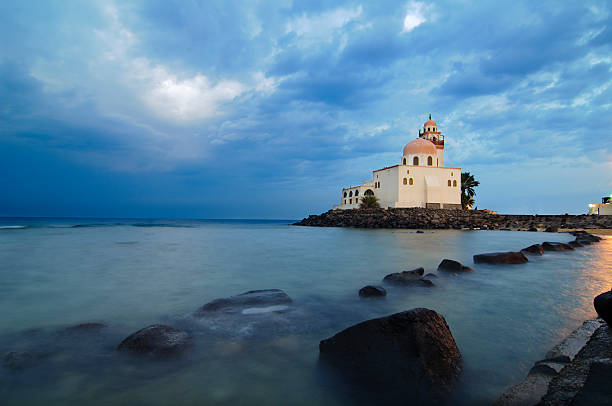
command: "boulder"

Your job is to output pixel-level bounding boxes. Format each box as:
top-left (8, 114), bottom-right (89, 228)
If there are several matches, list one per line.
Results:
top-left (473, 252), bottom-right (528, 265)
top-left (594, 290), bottom-right (612, 325)
top-left (117, 324), bottom-right (191, 355)
top-left (437, 259), bottom-right (473, 272)
top-left (319, 308), bottom-right (462, 401)
top-left (194, 289), bottom-right (292, 316)
top-left (521, 244), bottom-right (544, 255)
top-left (542, 242), bottom-right (575, 251)
top-left (569, 240), bottom-right (584, 248)
top-left (576, 233), bottom-right (602, 243)
top-left (3, 351), bottom-right (36, 370)
top-left (383, 269), bottom-right (434, 287)
top-left (359, 285), bottom-right (387, 297)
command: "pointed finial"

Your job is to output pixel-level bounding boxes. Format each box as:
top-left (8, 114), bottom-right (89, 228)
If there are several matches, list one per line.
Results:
top-left (429, 113), bottom-right (431, 120)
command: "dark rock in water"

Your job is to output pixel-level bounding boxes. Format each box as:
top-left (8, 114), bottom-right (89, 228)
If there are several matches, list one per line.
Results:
top-left (569, 240), bottom-right (584, 248)
top-left (63, 322), bottom-right (107, 332)
top-left (437, 259), bottom-right (473, 272)
top-left (117, 324), bottom-right (191, 355)
top-left (473, 252), bottom-right (528, 265)
top-left (3, 351), bottom-right (36, 370)
top-left (383, 268), bottom-right (434, 287)
top-left (194, 289), bottom-right (292, 316)
top-left (542, 242), bottom-right (575, 251)
top-left (319, 308), bottom-right (462, 401)
top-left (575, 233), bottom-right (602, 243)
top-left (522, 244), bottom-right (544, 255)
top-left (594, 290), bottom-right (612, 326)
top-left (545, 226), bottom-right (559, 233)
top-left (424, 273), bottom-right (438, 279)
top-left (359, 285), bottom-right (387, 297)
top-left (416, 230), bottom-right (425, 233)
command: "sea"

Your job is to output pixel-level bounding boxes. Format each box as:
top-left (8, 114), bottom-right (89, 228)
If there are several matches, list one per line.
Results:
top-left (0, 218), bottom-right (610, 405)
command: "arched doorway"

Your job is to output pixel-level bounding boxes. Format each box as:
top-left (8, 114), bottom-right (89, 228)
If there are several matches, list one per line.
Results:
top-left (364, 189), bottom-right (374, 196)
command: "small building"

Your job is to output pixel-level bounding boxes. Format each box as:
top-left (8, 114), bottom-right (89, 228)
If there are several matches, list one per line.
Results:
top-left (588, 196), bottom-right (612, 215)
top-left (335, 116), bottom-right (462, 210)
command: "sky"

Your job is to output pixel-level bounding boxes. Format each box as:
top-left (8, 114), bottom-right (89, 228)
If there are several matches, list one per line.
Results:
top-left (1, 0), bottom-right (611, 219)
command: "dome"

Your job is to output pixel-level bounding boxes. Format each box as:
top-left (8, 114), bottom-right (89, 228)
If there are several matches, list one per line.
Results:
top-left (424, 119), bottom-right (437, 128)
top-left (403, 138), bottom-right (437, 156)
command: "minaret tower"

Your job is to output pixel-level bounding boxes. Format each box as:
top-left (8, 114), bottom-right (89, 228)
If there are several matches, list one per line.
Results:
top-left (418, 114), bottom-right (445, 166)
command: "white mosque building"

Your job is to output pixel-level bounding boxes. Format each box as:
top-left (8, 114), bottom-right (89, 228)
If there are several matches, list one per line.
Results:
top-left (334, 116), bottom-right (462, 210)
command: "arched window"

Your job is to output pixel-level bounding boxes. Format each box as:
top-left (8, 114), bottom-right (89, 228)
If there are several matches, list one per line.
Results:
top-left (349, 199), bottom-right (352, 204)
top-left (403, 158), bottom-right (406, 165)
top-left (349, 191), bottom-right (353, 197)
top-left (413, 156), bottom-right (419, 165)
top-left (448, 180), bottom-right (452, 187)
top-left (427, 156), bottom-right (433, 166)
top-left (344, 192), bottom-right (347, 197)
top-left (364, 189), bottom-right (374, 196)
top-left (344, 199), bottom-right (346, 204)
top-left (355, 190), bottom-right (359, 196)
top-left (437, 158), bottom-right (439, 166)
top-left (453, 180), bottom-right (457, 187)
top-left (409, 178), bottom-right (414, 185)
top-left (432, 137), bottom-right (437, 142)
top-left (407, 170), bottom-right (410, 174)
top-left (403, 178), bottom-right (407, 185)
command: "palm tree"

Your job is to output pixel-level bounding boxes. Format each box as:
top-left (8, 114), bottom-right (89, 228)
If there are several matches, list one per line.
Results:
top-left (461, 172), bottom-right (480, 209)
top-left (359, 194), bottom-right (380, 209)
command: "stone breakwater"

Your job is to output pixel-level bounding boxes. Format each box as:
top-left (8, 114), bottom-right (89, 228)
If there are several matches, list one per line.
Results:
top-left (293, 208), bottom-right (612, 230)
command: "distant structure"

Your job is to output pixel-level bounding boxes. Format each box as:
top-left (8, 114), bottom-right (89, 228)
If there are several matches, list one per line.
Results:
top-left (335, 116), bottom-right (461, 210)
top-left (588, 196), bottom-right (612, 215)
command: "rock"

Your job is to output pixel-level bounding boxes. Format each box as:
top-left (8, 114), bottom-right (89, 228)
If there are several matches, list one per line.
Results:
top-left (117, 324), bottom-right (191, 355)
top-left (424, 273), bottom-right (438, 279)
top-left (521, 244), bottom-right (544, 255)
top-left (542, 242), bottom-right (575, 251)
top-left (194, 289), bottom-right (292, 316)
top-left (473, 252), bottom-right (528, 265)
top-left (528, 226), bottom-right (538, 232)
top-left (416, 230), bottom-right (425, 233)
top-left (63, 322), bottom-right (107, 332)
top-left (437, 259), bottom-right (473, 272)
top-left (545, 226), bottom-right (559, 232)
top-left (576, 233), bottom-right (602, 243)
top-left (319, 308), bottom-right (462, 401)
top-left (571, 359), bottom-right (612, 406)
top-left (383, 268), bottom-right (434, 287)
top-left (3, 351), bottom-right (36, 370)
top-left (594, 290), bottom-right (612, 325)
top-left (359, 285), bottom-right (387, 297)
top-left (569, 240), bottom-right (584, 248)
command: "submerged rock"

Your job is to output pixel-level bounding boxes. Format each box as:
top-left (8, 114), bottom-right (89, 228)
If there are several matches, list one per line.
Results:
top-left (3, 351), bottom-right (37, 370)
top-left (594, 290), bottom-right (612, 325)
top-left (521, 244), bottom-right (544, 255)
top-left (194, 289), bottom-right (292, 316)
top-left (569, 240), bottom-right (584, 248)
top-left (117, 324), bottom-right (191, 355)
top-left (63, 322), bottom-right (107, 333)
top-left (437, 259), bottom-right (473, 272)
top-left (383, 269), bottom-right (434, 287)
top-left (424, 273), bottom-right (438, 279)
top-left (473, 252), bottom-right (528, 265)
top-left (542, 242), bottom-right (575, 251)
top-left (319, 308), bottom-right (462, 401)
top-left (359, 285), bottom-right (387, 297)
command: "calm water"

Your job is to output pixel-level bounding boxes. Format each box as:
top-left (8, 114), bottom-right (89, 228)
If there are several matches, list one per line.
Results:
top-left (0, 218), bottom-right (610, 405)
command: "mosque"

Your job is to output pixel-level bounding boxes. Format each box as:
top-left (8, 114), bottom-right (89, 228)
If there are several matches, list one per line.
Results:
top-left (334, 116), bottom-right (462, 210)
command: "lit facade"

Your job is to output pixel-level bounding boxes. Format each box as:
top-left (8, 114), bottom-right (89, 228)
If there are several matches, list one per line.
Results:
top-left (588, 196), bottom-right (612, 215)
top-left (335, 116), bottom-right (462, 210)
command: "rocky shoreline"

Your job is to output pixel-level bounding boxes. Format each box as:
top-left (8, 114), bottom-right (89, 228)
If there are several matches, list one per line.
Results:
top-left (293, 208), bottom-right (612, 230)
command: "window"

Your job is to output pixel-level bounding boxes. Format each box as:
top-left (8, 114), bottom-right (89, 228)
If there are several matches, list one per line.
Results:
top-left (451, 172), bottom-right (453, 176)
top-left (403, 178), bottom-right (407, 185)
top-left (448, 180), bottom-right (452, 187)
top-left (344, 199), bottom-right (346, 204)
top-left (427, 156), bottom-right (433, 166)
top-left (349, 199), bottom-right (352, 204)
top-left (355, 190), bottom-right (359, 196)
top-left (436, 158), bottom-right (439, 166)
top-left (433, 137), bottom-right (437, 142)
top-left (355, 198), bottom-right (359, 203)
top-left (453, 180), bottom-right (457, 187)
top-left (364, 189), bottom-right (374, 196)
top-left (409, 178), bottom-right (414, 185)
top-left (413, 157), bottom-right (419, 165)
top-left (403, 158), bottom-right (406, 165)
top-left (349, 191), bottom-right (353, 197)
top-left (344, 192), bottom-right (347, 197)
top-left (407, 169), bottom-right (410, 174)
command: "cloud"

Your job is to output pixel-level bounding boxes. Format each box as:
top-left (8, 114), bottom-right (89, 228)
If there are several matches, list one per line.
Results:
top-left (402, 2), bottom-right (427, 33)
top-left (285, 6), bottom-right (363, 40)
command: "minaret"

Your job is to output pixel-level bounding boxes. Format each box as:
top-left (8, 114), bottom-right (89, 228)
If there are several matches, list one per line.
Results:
top-left (418, 115), bottom-right (445, 166)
